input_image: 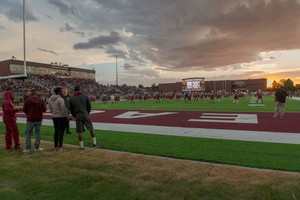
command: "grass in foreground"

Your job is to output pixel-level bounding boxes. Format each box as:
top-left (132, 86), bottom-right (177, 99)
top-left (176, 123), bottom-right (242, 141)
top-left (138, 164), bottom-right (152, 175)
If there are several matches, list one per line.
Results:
top-left (90, 95), bottom-right (300, 113)
top-left (1, 136), bottom-right (300, 200)
top-left (1, 122), bottom-right (300, 173)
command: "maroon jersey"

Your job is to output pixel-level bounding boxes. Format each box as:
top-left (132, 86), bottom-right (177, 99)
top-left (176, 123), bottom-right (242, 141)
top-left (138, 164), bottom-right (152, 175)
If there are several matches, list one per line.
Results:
top-left (234, 92), bottom-right (239, 100)
top-left (257, 91), bottom-right (262, 99)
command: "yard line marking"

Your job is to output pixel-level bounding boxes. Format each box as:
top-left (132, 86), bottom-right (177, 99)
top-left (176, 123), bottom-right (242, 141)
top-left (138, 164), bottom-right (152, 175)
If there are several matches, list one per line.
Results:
top-left (0, 116), bottom-right (298, 144)
top-left (248, 96), bottom-right (265, 106)
top-left (189, 113), bottom-right (258, 124)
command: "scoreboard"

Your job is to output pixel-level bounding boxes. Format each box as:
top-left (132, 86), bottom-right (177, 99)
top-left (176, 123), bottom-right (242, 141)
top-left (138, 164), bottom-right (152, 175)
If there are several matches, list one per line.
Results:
top-left (182, 80), bottom-right (205, 92)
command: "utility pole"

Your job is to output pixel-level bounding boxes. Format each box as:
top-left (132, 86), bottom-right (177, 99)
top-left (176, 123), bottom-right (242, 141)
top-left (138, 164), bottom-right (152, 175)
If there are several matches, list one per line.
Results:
top-left (214, 74), bottom-right (215, 91)
top-left (23, 0), bottom-right (26, 75)
top-left (115, 55), bottom-right (118, 85)
top-left (225, 74), bottom-right (226, 92)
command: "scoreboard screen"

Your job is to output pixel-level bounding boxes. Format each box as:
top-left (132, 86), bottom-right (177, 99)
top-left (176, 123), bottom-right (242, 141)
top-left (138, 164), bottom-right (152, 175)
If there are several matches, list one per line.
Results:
top-left (182, 81), bottom-right (205, 91)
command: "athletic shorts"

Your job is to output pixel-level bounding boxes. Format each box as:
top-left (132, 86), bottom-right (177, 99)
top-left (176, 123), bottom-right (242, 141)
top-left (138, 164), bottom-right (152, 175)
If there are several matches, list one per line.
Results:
top-left (76, 118), bottom-right (94, 133)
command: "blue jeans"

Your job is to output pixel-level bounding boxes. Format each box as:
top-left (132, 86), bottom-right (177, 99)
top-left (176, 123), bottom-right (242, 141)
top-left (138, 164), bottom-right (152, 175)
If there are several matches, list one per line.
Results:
top-left (25, 121), bottom-right (42, 150)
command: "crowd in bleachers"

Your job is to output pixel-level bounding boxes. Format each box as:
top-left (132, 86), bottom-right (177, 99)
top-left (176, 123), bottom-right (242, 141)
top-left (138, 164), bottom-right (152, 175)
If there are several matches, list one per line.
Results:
top-left (1, 74), bottom-right (144, 101)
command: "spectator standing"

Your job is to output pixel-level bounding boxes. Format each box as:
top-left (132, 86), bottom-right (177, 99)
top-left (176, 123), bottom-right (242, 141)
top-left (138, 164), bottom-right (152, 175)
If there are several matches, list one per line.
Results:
top-left (273, 85), bottom-right (288, 118)
top-left (22, 89), bottom-right (47, 153)
top-left (62, 87), bottom-right (72, 134)
top-left (24, 89), bottom-right (31, 101)
top-left (69, 85), bottom-right (100, 150)
top-left (2, 91), bottom-right (22, 150)
top-left (48, 87), bottom-right (69, 151)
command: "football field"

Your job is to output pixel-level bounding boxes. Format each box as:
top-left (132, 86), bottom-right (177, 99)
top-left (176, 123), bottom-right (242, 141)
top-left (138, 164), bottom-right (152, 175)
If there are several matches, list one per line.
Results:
top-left (1, 95), bottom-right (300, 199)
top-left (1, 95), bottom-right (300, 172)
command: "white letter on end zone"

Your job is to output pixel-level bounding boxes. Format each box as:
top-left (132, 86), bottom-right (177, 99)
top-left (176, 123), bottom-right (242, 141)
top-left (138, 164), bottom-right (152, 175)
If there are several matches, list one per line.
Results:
top-left (114, 111), bottom-right (177, 119)
top-left (188, 113), bottom-right (258, 124)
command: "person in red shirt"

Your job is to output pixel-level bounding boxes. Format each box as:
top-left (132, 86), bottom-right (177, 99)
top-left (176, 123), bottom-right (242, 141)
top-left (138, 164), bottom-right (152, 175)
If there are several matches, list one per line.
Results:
top-left (216, 92), bottom-right (221, 102)
top-left (22, 89), bottom-right (47, 153)
top-left (204, 92), bottom-right (208, 100)
top-left (187, 92), bottom-right (192, 103)
top-left (144, 93), bottom-right (148, 103)
top-left (233, 90), bottom-right (239, 104)
top-left (130, 93), bottom-right (135, 103)
top-left (210, 90), bottom-right (215, 103)
top-left (256, 89), bottom-right (263, 103)
top-left (169, 92), bottom-right (174, 103)
top-left (200, 92), bottom-right (204, 101)
top-left (102, 95), bottom-right (107, 104)
top-left (2, 91), bottom-right (22, 150)
top-left (154, 92), bottom-right (160, 103)
top-left (126, 94), bottom-right (130, 103)
top-left (193, 92), bottom-right (198, 102)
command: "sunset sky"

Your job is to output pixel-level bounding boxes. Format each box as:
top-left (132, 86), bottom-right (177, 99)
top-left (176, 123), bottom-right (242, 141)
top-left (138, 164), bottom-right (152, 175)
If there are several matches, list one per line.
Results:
top-left (1, 0), bottom-right (300, 87)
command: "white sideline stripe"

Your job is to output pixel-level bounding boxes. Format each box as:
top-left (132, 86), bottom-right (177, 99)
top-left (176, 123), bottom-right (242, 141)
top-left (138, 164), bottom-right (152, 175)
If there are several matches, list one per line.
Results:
top-left (289, 97), bottom-right (300, 101)
top-left (1, 116), bottom-right (300, 145)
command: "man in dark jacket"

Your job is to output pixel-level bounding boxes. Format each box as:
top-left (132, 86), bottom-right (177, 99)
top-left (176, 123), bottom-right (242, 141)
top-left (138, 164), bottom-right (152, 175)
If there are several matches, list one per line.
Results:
top-left (2, 91), bottom-right (22, 150)
top-left (274, 85), bottom-right (288, 118)
top-left (62, 87), bottom-right (72, 134)
top-left (69, 85), bottom-right (100, 149)
top-left (22, 89), bottom-right (47, 153)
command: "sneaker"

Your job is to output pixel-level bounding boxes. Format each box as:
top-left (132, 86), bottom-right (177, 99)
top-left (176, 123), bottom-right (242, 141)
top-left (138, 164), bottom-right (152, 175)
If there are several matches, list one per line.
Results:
top-left (57, 148), bottom-right (62, 152)
top-left (23, 149), bottom-right (30, 153)
top-left (280, 116), bottom-right (283, 118)
top-left (93, 143), bottom-right (100, 148)
top-left (273, 115), bottom-right (277, 118)
top-left (34, 149), bottom-right (39, 152)
top-left (14, 147), bottom-right (21, 151)
top-left (66, 131), bottom-right (72, 134)
top-left (79, 147), bottom-right (85, 150)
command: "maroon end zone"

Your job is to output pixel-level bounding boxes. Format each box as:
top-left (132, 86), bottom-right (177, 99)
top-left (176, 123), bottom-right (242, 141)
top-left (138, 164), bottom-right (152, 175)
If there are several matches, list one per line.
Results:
top-left (89, 109), bottom-right (299, 133)
top-left (2, 109), bottom-right (298, 134)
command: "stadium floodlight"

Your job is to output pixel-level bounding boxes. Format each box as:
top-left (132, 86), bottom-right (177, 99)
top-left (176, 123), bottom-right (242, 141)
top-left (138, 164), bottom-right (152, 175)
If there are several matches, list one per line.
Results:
top-left (0, 0), bottom-right (27, 80)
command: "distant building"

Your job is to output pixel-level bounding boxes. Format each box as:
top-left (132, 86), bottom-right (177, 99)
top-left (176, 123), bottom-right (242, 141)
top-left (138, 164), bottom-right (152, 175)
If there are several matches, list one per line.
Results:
top-left (0, 59), bottom-right (95, 80)
top-left (158, 78), bottom-right (267, 93)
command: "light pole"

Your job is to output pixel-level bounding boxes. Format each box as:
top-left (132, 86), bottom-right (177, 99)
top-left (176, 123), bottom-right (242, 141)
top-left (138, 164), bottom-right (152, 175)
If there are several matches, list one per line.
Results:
top-left (115, 55), bottom-right (118, 85)
top-left (214, 74), bottom-right (215, 91)
top-left (23, 0), bottom-right (26, 75)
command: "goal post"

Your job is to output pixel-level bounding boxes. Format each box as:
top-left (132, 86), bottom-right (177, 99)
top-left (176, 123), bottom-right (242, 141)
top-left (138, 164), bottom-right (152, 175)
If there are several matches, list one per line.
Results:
top-left (0, 74), bottom-right (27, 80)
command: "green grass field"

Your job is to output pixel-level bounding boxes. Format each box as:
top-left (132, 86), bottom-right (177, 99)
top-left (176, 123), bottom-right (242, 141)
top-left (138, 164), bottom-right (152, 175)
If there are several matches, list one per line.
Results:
top-left (1, 95), bottom-right (300, 172)
top-left (91, 95), bottom-right (300, 112)
top-left (1, 95), bottom-right (300, 199)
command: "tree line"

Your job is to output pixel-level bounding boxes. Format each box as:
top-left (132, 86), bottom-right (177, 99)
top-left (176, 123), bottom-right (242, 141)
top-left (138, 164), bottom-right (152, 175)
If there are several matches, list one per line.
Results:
top-left (267, 78), bottom-right (300, 92)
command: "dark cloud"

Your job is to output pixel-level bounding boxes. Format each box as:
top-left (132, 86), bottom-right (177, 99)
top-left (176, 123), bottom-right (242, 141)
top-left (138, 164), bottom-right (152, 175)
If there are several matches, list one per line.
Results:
top-left (60, 23), bottom-right (85, 37)
top-left (122, 63), bottom-right (136, 70)
top-left (270, 57), bottom-right (276, 60)
top-left (37, 48), bottom-right (58, 55)
top-left (46, 15), bottom-right (53, 20)
top-left (104, 46), bottom-right (128, 60)
top-left (48, 0), bottom-right (300, 71)
top-left (46, 0), bottom-right (78, 18)
top-left (128, 49), bottom-right (146, 64)
top-left (117, 74), bottom-right (181, 87)
top-left (0, 25), bottom-right (6, 30)
top-left (121, 68), bottom-right (160, 78)
top-left (0, 0), bottom-right (39, 22)
top-left (73, 31), bottom-right (121, 50)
